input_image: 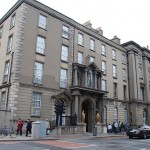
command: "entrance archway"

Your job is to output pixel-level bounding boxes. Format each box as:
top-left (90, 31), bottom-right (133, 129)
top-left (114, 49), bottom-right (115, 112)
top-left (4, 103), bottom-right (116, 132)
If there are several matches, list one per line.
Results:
top-left (82, 100), bottom-right (93, 132)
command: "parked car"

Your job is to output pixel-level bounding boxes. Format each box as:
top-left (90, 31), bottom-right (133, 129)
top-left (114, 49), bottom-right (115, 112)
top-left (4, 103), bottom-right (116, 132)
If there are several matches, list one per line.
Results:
top-left (127, 125), bottom-right (150, 139)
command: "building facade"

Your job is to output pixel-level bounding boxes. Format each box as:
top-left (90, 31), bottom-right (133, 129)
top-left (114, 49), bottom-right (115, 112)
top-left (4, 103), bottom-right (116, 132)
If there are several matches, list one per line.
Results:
top-left (0, 0), bottom-right (150, 131)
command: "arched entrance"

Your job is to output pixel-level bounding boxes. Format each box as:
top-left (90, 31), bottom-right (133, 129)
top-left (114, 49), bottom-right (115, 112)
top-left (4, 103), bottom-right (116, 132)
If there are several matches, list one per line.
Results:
top-left (82, 100), bottom-right (93, 132)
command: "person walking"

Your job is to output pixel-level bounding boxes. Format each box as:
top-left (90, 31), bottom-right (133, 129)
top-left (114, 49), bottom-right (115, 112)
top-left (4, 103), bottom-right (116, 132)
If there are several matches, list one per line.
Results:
top-left (17, 118), bottom-right (23, 135)
top-left (26, 119), bottom-right (32, 137)
top-left (46, 119), bottom-right (50, 135)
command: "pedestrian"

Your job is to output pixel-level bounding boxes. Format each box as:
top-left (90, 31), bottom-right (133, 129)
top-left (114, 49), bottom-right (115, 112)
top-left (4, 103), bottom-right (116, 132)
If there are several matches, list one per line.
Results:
top-left (26, 119), bottom-right (32, 137)
top-left (17, 118), bottom-right (23, 135)
top-left (114, 122), bottom-right (118, 134)
top-left (121, 122), bottom-right (125, 135)
top-left (107, 124), bottom-right (112, 134)
top-left (46, 119), bottom-right (50, 135)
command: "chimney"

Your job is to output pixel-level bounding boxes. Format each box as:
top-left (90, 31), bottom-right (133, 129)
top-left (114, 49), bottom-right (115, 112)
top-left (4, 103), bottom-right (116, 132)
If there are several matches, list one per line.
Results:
top-left (111, 35), bottom-right (120, 44)
top-left (83, 20), bottom-right (92, 29)
top-left (96, 27), bottom-right (103, 36)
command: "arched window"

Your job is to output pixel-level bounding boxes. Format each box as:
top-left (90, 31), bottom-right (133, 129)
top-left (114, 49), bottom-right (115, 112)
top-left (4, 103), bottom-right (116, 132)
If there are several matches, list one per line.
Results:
top-left (104, 106), bottom-right (107, 124)
top-left (143, 108), bottom-right (147, 125)
top-left (114, 107), bottom-right (118, 122)
top-left (124, 108), bottom-right (127, 124)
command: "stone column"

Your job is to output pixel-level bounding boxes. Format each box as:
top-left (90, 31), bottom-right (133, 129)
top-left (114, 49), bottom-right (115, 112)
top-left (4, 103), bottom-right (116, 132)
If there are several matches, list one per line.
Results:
top-left (74, 66), bottom-right (78, 86)
top-left (74, 95), bottom-right (79, 116)
top-left (94, 70), bottom-right (97, 89)
top-left (98, 75), bottom-right (101, 90)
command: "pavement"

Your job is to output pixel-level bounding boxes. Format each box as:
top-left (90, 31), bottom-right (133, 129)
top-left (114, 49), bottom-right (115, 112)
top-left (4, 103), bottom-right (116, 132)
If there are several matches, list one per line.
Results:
top-left (0, 132), bottom-right (127, 141)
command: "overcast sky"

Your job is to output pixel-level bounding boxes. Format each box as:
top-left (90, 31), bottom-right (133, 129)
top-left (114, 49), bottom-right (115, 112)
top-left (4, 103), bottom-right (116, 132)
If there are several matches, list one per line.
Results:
top-left (0, 0), bottom-right (150, 47)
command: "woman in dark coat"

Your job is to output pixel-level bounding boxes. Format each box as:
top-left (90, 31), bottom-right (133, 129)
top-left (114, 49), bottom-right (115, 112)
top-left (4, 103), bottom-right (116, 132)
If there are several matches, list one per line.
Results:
top-left (26, 119), bottom-right (32, 136)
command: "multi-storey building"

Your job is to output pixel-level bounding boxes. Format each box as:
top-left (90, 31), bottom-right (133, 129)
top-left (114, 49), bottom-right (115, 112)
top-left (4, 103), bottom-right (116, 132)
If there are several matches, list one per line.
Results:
top-left (0, 0), bottom-right (150, 132)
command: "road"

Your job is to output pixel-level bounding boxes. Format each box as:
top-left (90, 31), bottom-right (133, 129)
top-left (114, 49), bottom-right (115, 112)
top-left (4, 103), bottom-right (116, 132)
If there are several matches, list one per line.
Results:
top-left (0, 136), bottom-right (150, 150)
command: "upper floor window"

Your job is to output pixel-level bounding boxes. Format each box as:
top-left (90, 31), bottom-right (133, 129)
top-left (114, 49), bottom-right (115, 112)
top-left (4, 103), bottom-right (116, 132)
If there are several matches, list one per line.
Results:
top-left (10, 14), bottom-right (16, 29)
top-left (101, 44), bottom-right (106, 56)
top-left (102, 61), bottom-right (106, 74)
top-left (78, 33), bottom-right (83, 46)
top-left (112, 49), bottom-right (116, 60)
top-left (60, 69), bottom-right (67, 88)
top-left (113, 65), bottom-right (117, 78)
top-left (113, 82), bottom-right (118, 98)
top-left (0, 26), bottom-right (3, 38)
top-left (90, 39), bottom-right (95, 51)
top-left (101, 79), bottom-right (106, 91)
top-left (78, 52), bottom-right (83, 64)
top-left (38, 14), bottom-right (47, 29)
top-left (31, 92), bottom-right (41, 116)
top-left (122, 68), bottom-right (126, 80)
top-left (138, 54), bottom-right (142, 64)
top-left (123, 85), bottom-right (127, 99)
top-left (89, 56), bottom-right (95, 63)
top-left (34, 62), bottom-right (43, 84)
top-left (3, 61), bottom-right (10, 83)
top-left (62, 25), bottom-right (69, 39)
top-left (61, 45), bottom-right (68, 61)
top-left (87, 70), bottom-right (93, 88)
top-left (122, 53), bottom-right (126, 64)
top-left (138, 66), bottom-right (143, 78)
top-left (0, 92), bottom-right (6, 110)
top-left (7, 35), bottom-right (13, 53)
top-left (36, 36), bottom-right (45, 54)
top-left (139, 87), bottom-right (144, 100)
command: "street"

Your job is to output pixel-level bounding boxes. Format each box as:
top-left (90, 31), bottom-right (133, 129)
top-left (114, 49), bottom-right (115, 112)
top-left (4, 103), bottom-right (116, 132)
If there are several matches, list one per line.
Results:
top-left (0, 136), bottom-right (150, 150)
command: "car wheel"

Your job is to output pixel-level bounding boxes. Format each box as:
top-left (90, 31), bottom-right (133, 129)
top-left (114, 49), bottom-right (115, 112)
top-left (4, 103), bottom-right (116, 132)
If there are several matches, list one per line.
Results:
top-left (143, 133), bottom-right (147, 139)
top-left (129, 136), bottom-right (133, 139)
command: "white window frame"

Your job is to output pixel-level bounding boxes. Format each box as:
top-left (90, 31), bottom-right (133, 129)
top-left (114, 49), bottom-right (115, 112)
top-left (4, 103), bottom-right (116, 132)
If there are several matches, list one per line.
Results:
top-left (78, 33), bottom-right (84, 46)
top-left (38, 14), bottom-right (47, 29)
top-left (34, 62), bottom-right (43, 84)
top-left (113, 65), bottom-right (117, 78)
top-left (62, 25), bottom-right (69, 39)
top-left (0, 92), bottom-right (6, 110)
top-left (138, 66), bottom-right (143, 78)
top-left (7, 35), bottom-right (13, 53)
top-left (90, 39), bottom-right (95, 51)
top-left (10, 14), bottom-right (16, 29)
top-left (31, 92), bottom-right (41, 116)
top-left (138, 54), bottom-right (142, 64)
top-left (61, 45), bottom-right (68, 61)
top-left (113, 83), bottom-right (118, 98)
top-left (122, 53), bottom-right (126, 64)
top-left (3, 61), bottom-right (10, 83)
top-left (78, 52), bottom-right (83, 64)
top-left (102, 61), bottom-right (106, 74)
top-left (112, 49), bottom-right (116, 60)
top-left (36, 36), bottom-right (45, 54)
top-left (101, 44), bottom-right (106, 56)
top-left (0, 26), bottom-right (3, 38)
top-left (89, 56), bottom-right (95, 63)
top-left (87, 70), bottom-right (93, 88)
top-left (101, 79), bottom-right (106, 91)
top-left (122, 68), bottom-right (126, 80)
top-left (60, 69), bottom-right (68, 88)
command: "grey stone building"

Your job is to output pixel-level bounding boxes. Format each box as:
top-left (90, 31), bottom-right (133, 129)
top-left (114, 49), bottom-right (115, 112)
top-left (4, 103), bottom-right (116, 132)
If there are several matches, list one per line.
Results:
top-left (0, 0), bottom-right (150, 131)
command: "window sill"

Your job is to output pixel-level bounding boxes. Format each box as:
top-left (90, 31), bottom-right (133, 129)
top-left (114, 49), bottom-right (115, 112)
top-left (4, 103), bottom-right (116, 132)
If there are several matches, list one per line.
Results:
top-left (62, 36), bottom-right (69, 40)
top-left (113, 77), bottom-right (117, 79)
top-left (36, 52), bottom-right (45, 56)
top-left (78, 44), bottom-right (84, 47)
top-left (101, 54), bottom-right (106, 57)
top-left (61, 60), bottom-right (69, 63)
top-left (38, 26), bottom-right (47, 31)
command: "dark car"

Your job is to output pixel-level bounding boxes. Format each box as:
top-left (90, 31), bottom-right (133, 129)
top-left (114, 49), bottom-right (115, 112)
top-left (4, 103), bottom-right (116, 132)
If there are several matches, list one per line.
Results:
top-left (127, 125), bottom-right (150, 139)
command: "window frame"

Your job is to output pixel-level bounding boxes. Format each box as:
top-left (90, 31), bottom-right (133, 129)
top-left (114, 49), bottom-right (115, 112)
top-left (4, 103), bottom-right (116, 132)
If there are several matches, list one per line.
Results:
top-left (101, 44), bottom-right (106, 56)
top-left (36, 36), bottom-right (46, 54)
top-left (101, 79), bottom-right (106, 91)
top-left (102, 61), bottom-right (106, 75)
top-left (113, 65), bottom-right (117, 78)
top-left (0, 91), bottom-right (6, 110)
top-left (7, 35), bottom-right (13, 53)
top-left (78, 33), bottom-right (84, 46)
top-left (89, 56), bottom-right (95, 63)
top-left (0, 26), bottom-right (3, 38)
top-left (10, 14), bottom-right (16, 29)
top-left (78, 51), bottom-right (83, 64)
top-left (38, 14), bottom-right (47, 29)
top-left (62, 25), bottom-right (69, 39)
top-left (90, 39), bottom-right (95, 51)
top-left (60, 68), bottom-right (68, 88)
top-left (61, 45), bottom-right (69, 62)
top-left (113, 82), bottom-right (118, 98)
top-left (112, 49), bottom-right (116, 60)
top-left (3, 61), bottom-right (10, 83)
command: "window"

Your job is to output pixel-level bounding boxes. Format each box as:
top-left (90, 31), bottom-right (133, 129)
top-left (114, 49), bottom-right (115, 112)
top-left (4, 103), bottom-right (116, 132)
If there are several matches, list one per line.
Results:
top-left (89, 56), bottom-right (95, 63)
top-left (0, 26), bottom-right (3, 38)
top-left (10, 14), bottom-right (16, 29)
top-left (87, 70), bottom-right (93, 88)
top-left (139, 87), bottom-right (144, 100)
top-left (113, 65), bottom-right (117, 78)
top-left (34, 62), bottom-right (43, 84)
top-left (112, 49), bottom-right (116, 60)
top-left (113, 83), bottom-right (117, 97)
top-left (36, 36), bottom-right (45, 54)
top-left (124, 108), bottom-right (127, 124)
top-left (138, 66), bottom-right (143, 78)
top-left (78, 52), bottom-right (83, 64)
top-left (104, 106), bottom-right (107, 124)
top-left (61, 45), bottom-right (68, 61)
top-left (0, 92), bottom-right (6, 110)
top-left (123, 85), bottom-right (127, 99)
top-left (62, 25), bottom-right (69, 39)
top-left (7, 35), bottom-right (13, 53)
top-left (3, 61), bottom-right (10, 83)
top-left (38, 14), bottom-right (47, 29)
top-left (122, 68), bottom-right (126, 80)
top-left (31, 92), bottom-right (41, 116)
top-left (101, 44), bottom-right (106, 56)
top-left (101, 79), bottom-right (106, 91)
top-left (78, 33), bottom-right (83, 46)
top-left (138, 55), bottom-right (142, 64)
top-left (114, 107), bottom-right (118, 122)
top-left (102, 61), bottom-right (106, 74)
top-left (60, 69), bottom-right (67, 88)
top-left (122, 53), bottom-right (126, 64)
top-left (90, 39), bottom-right (95, 51)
